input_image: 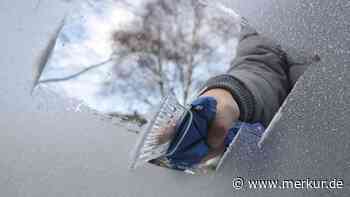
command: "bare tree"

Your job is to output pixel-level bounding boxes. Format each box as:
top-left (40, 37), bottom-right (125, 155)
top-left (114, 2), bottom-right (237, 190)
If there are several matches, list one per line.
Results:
top-left (110, 0), bottom-right (236, 109)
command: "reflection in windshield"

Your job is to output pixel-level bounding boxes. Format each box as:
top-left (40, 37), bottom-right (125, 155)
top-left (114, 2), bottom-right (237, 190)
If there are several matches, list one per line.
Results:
top-left (35, 0), bottom-right (241, 127)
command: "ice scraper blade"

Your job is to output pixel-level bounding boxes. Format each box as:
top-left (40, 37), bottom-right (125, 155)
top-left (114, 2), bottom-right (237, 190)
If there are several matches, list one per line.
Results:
top-left (129, 93), bottom-right (189, 169)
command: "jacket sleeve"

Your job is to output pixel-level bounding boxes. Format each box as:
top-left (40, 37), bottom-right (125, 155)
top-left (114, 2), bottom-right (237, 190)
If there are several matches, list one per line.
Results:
top-left (201, 26), bottom-right (291, 126)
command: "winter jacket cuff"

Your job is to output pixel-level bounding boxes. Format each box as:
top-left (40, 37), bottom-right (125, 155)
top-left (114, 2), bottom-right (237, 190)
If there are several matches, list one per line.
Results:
top-left (199, 74), bottom-right (255, 122)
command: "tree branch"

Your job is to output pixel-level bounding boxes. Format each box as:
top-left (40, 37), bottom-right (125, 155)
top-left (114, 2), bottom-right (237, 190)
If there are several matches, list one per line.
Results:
top-left (38, 57), bottom-right (113, 84)
top-left (183, 4), bottom-right (202, 104)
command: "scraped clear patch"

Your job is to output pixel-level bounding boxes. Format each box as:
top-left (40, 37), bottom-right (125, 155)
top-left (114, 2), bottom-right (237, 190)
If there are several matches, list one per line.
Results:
top-left (33, 0), bottom-right (241, 131)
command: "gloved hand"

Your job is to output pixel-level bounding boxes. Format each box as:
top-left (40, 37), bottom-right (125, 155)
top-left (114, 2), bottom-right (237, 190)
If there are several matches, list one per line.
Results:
top-left (165, 89), bottom-right (264, 170)
top-left (165, 96), bottom-right (217, 170)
